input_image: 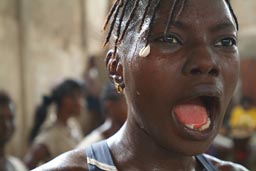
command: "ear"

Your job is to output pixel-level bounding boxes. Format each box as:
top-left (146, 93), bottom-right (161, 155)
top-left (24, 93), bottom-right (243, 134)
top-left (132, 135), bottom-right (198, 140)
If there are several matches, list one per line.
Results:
top-left (106, 50), bottom-right (125, 91)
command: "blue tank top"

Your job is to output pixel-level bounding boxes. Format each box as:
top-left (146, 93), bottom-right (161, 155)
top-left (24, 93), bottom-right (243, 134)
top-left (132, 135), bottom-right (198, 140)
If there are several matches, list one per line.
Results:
top-left (85, 140), bottom-right (217, 171)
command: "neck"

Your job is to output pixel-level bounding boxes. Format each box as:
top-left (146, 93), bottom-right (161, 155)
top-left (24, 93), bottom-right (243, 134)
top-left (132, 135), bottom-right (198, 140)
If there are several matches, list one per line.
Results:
top-left (0, 146), bottom-right (5, 158)
top-left (0, 147), bottom-right (7, 170)
top-left (100, 118), bottom-right (123, 138)
top-left (108, 120), bottom-right (197, 171)
top-left (0, 159), bottom-right (7, 171)
top-left (56, 108), bottom-right (69, 125)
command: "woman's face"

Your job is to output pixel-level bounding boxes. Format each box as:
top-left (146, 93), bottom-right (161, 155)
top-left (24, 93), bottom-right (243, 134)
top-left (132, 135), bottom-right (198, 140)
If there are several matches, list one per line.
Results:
top-left (0, 103), bottom-right (15, 146)
top-left (121, 0), bottom-right (239, 155)
top-left (64, 91), bottom-right (84, 117)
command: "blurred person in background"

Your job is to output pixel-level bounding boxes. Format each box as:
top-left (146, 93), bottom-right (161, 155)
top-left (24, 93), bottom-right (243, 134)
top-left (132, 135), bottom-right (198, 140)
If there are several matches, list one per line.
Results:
top-left (229, 96), bottom-right (256, 167)
top-left (0, 90), bottom-right (28, 171)
top-left (24, 79), bottom-right (84, 169)
top-left (77, 82), bottom-right (127, 148)
top-left (83, 56), bottom-right (105, 134)
top-left (229, 96), bottom-right (256, 130)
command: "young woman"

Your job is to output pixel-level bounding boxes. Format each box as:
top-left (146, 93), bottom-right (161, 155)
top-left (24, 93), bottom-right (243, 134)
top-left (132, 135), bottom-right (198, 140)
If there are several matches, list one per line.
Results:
top-left (33, 0), bottom-right (249, 170)
top-left (0, 91), bottom-right (28, 171)
top-left (24, 79), bottom-right (84, 169)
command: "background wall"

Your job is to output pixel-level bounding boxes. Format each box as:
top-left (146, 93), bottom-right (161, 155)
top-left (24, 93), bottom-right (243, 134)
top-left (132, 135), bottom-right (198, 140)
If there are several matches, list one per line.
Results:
top-left (0, 0), bottom-right (108, 156)
top-left (232, 0), bottom-right (256, 104)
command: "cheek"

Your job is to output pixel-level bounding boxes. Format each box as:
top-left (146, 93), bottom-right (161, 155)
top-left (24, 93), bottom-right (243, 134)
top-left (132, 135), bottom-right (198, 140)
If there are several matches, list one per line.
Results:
top-left (1, 120), bottom-right (15, 139)
top-left (222, 57), bottom-right (240, 105)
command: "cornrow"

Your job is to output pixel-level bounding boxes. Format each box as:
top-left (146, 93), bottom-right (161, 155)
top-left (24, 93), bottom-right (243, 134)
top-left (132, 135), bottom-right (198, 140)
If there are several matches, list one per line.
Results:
top-left (225, 0), bottom-right (239, 30)
top-left (104, 0), bottom-right (122, 47)
top-left (176, 0), bottom-right (186, 21)
top-left (104, 0), bottom-right (239, 53)
top-left (103, 0), bottom-right (120, 31)
top-left (138, 0), bottom-right (152, 31)
top-left (118, 0), bottom-right (140, 43)
top-left (146, 0), bottom-right (161, 45)
top-left (164, 0), bottom-right (178, 36)
top-left (113, 0), bottom-right (129, 57)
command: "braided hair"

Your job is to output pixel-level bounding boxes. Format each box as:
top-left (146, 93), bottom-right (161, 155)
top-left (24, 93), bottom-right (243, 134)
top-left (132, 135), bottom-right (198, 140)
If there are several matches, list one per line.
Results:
top-left (103, 0), bottom-right (239, 58)
top-left (28, 79), bottom-right (83, 143)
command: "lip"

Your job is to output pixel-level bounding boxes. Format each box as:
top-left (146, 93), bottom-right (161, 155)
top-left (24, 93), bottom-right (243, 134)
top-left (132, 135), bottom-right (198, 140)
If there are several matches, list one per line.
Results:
top-left (170, 85), bottom-right (222, 141)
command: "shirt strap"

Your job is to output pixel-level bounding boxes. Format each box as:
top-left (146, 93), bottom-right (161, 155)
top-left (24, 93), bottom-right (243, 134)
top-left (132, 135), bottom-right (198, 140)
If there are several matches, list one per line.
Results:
top-left (196, 154), bottom-right (217, 171)
top-left (85, 140), bottom-right (117, 171)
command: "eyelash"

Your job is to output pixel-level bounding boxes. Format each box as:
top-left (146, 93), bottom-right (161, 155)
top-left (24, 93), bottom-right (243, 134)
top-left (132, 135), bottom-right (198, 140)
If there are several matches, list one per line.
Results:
top-left (156, 34), bottom-right (181, 45)
top-left (155, 35), bottom-right (237, 49)
top-left (215, 37), bottom-right (237, 47)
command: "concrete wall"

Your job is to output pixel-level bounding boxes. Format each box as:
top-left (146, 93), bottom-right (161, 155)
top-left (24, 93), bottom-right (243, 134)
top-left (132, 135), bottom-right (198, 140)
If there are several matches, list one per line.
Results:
top-left (0, 0), bottom-right (24, 156)
top-left (232, 0), bottom-right (256, 58)
top-left (0, 0), bottom-right (108, 157)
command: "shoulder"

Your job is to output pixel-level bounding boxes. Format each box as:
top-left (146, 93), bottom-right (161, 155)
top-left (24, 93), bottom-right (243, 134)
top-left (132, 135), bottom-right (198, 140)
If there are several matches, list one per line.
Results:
top-left (77, 130), bottom-right (103, 149)
top-left (32, 148), bottom-right (89, 171)
top-left (35, 124), bottom-right (59, 141)
top-left (8, 156), bottom-right (28, 171)
top-left (204, 154), bottom-right (249, 171)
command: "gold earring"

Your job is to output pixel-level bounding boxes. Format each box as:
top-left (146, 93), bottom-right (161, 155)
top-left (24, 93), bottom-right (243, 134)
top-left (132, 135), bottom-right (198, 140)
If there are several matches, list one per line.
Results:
top-left (115, 82), bottom-right (123, 94)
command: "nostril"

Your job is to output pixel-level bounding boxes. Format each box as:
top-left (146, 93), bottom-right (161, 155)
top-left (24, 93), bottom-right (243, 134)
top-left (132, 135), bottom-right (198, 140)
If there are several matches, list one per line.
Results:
top-left (190, 68), bottom-right (202, 75)
top-left (209, 68), bottom-right (219, 77)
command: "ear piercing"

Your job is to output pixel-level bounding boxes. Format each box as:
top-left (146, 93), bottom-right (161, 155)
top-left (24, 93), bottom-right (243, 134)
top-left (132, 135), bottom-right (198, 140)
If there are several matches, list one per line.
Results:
top-left (139, 44), bottom-right (151, 58)
top-left (114, 82), bottom-right (123, 94)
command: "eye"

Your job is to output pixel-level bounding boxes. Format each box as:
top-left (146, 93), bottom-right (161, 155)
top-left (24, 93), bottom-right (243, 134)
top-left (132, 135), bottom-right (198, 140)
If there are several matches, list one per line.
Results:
top-left (156, 34), bottom-right (181, 45)
top-left (215, 37), bottom-right (237, 47)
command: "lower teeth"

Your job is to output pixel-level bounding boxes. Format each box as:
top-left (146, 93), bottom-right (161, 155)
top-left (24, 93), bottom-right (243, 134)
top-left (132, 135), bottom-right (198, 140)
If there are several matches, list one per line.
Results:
top-left (199, 118), bottom-right (211, 131)
top-left (185, 118), bottom-right (211, 131)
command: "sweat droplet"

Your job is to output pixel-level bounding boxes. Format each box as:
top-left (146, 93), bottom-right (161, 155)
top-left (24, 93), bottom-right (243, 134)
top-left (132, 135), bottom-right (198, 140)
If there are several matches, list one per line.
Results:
top-left (136, 91), bottom-right (141, 95)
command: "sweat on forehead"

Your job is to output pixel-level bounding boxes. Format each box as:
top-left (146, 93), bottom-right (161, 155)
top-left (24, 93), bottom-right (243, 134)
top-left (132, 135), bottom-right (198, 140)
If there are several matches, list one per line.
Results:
top-left (103, 0), bottom-right (238, 57)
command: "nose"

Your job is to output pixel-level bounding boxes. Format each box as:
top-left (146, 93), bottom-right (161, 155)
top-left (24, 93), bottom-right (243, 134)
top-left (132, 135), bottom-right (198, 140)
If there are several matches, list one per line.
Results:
top-left (182, 47), bottom-right (220, 77)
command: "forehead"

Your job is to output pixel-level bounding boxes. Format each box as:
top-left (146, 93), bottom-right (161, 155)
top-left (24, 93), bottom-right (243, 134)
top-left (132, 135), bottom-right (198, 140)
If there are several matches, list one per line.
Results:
top-left (151, 0), bottom-right (235, 34)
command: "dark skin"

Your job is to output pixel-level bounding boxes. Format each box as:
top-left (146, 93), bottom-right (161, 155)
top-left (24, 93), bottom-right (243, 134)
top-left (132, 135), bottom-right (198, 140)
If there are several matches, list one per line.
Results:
top-left (33, 0), bottom-right (248, 170)
top-left (0, 103), bottom-right (15, 171)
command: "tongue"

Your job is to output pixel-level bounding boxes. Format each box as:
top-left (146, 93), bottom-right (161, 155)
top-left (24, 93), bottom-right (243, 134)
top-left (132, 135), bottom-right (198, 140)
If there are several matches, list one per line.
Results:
top-left (174, 98), bottom-right (208, 129)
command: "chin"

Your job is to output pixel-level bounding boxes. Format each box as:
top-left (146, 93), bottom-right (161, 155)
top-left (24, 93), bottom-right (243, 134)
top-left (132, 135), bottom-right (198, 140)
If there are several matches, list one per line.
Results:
top-left (161, 137), bottom-right (214, 157)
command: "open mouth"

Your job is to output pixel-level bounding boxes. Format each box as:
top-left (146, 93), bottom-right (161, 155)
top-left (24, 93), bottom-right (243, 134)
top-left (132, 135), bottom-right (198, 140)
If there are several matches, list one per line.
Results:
top-left (173, 96), bottom-right (219, 132)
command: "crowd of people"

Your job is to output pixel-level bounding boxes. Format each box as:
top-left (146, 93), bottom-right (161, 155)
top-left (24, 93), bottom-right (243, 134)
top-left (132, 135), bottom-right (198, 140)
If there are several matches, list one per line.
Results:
top-left (1, 74), bottom-right (128, 171)
top-left (1, 0), bottom-right (256, 171)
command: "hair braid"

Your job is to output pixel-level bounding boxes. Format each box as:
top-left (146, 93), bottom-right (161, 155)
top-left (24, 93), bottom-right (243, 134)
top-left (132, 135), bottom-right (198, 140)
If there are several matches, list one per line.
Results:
top-left (113, 0), bottom-right (129, 57)
top-left (164, 0), bottom-right (178, 36)
top-left (146, 0), bottom-right (161, 45)
top-left (103, 0), bottom-right (120, 31)
top-left (118, 0), bottom-right (140, 43)
top-left (138, 0), bottom-right (152, 31)
top-left (225, 0), bottom-right (239, 30)
top-left (104, 0), bottom-right (123, 47)
top-left (176, 0), bottom-right (186, 20)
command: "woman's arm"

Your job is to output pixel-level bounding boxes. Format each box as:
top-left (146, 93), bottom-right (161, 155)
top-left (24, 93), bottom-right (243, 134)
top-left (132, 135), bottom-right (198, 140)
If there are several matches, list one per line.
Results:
top-left (23, 144), bottom-right (50, 170)
top-left (32, 148), bottom-right (89, 171)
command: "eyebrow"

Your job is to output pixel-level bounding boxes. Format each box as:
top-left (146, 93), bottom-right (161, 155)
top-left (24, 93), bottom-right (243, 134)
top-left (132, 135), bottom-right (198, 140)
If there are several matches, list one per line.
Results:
top-left (169, 20), bottom-right (188, 29)
top-left (168, 20), bottom-right (236, 33)
top-left (210, 22), bottom-right (236, 33)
